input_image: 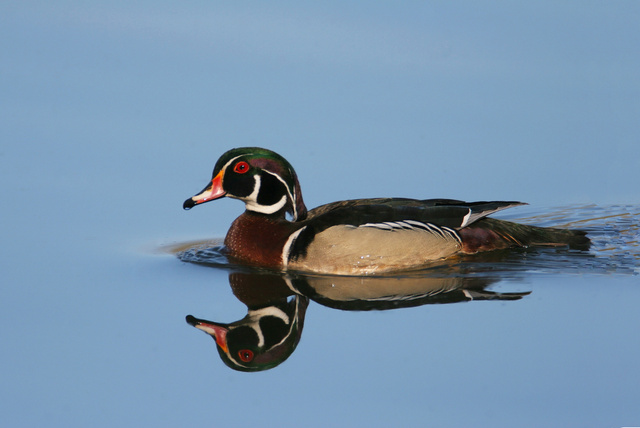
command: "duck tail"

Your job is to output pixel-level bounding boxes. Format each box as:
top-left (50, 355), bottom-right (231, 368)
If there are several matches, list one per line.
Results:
top-left (460, 217), bottom-right (591, 253)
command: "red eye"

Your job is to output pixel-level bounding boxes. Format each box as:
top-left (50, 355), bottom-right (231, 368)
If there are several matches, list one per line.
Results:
top-left (233, 161), bottom-right (250, 174)
top-left (238, 349), bottom-right (254, 362)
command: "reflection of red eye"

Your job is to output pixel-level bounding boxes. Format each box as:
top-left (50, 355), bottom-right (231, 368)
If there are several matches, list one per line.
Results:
top-left (233, 161), bottom-right (250, 174)
top-left (238, 349), bottom-right (254, 362)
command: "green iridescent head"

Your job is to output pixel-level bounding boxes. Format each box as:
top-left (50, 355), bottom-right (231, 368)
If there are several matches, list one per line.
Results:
top-left (184, 147), bottom-right (308, 221)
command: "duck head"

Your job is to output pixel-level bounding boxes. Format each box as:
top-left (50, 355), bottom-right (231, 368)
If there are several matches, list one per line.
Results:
top-left (183, 147), bottom-right (307, 221)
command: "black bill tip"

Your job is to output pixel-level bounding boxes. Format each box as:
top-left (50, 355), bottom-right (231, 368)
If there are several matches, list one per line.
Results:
top-left (183, 198), bottom-right (195, 210)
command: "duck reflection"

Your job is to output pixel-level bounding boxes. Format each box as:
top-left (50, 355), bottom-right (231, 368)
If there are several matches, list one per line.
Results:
top-left (186, 270), bottom-right (528, 372)
top-left (186, 272), bottom-right (309, 372)
top-left (287, 272), bottom-right (527, 311)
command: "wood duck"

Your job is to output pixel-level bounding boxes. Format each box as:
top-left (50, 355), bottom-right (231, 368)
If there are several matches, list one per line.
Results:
top-left (183, 147), bottom-right (589, 275)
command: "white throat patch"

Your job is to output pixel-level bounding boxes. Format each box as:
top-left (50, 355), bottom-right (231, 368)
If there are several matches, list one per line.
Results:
top-left (240, 174), bottom-right (288, 215)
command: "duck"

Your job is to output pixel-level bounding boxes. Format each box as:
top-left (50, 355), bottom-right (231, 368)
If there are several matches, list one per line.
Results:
top-left (183, 147), bottom-right (589, 275)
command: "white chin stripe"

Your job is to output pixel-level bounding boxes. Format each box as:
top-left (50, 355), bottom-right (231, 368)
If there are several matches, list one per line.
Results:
top-left (240, 174), bottom-right (290, 215)
top-left (245, 195), bottom-right (287, 214)
top-left (246, 307), bottom-right (290, 347)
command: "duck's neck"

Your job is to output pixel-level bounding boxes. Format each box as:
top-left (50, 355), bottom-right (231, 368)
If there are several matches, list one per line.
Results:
top-left (224, 211), bottom-right (298, 267)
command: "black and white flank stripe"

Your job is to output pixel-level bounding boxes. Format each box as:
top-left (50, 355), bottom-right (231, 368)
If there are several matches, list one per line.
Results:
top-left (359, 220), bottom-right (462, 244)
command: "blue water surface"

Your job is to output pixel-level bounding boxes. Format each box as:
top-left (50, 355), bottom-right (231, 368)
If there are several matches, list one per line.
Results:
top-left (1, 2), bottom-right (639, 427)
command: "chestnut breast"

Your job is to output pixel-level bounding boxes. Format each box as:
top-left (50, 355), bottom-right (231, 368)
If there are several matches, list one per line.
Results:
top-left (224, 212), bottom-right (296, 267)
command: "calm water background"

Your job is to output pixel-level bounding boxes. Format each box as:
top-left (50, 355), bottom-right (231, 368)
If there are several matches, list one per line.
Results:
top-left (2, 2), bottom-right (639, 427)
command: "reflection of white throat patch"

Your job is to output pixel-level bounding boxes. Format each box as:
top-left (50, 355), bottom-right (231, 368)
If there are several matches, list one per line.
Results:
top-left (246, 306), bottom-right (290, 347)
top-left (241, 174), bottom-right (287, 215)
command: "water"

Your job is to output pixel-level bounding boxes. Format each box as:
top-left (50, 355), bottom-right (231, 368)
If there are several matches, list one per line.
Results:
top-left (2, 2), bottom-right (639, 427)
